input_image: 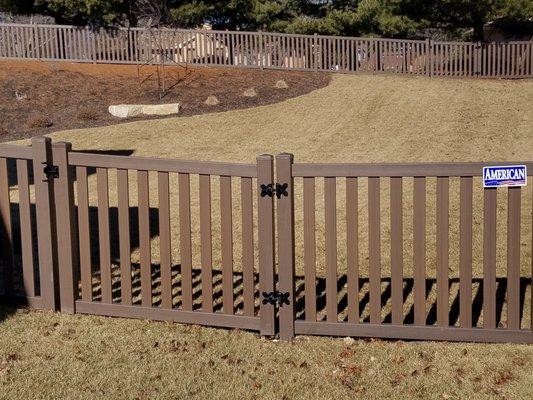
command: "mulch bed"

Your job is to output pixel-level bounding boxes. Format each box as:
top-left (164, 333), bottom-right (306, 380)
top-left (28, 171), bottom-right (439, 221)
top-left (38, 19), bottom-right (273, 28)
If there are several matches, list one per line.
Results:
top-left (0, 60), bottom-right (330, 142)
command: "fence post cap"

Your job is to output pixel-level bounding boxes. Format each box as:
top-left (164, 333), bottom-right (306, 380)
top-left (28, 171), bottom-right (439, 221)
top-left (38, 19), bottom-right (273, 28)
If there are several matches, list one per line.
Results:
top-left (52, 141), bottom-right (73, 150)
top-left (257, 154), bottom-right (273, 161)
top-left (31, 136), bottom-right (51, 145)
top-left (276, 153), bottom-right (294, 162)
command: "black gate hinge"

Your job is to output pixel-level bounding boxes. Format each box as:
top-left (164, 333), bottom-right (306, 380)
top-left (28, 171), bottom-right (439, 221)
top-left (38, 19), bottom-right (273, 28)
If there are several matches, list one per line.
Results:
top-left (262, 291), bottom-right (290, 307)
top-left (42, 162), bottom-right (59, 182)
top-left (260, 183), bottom-right (288, 198)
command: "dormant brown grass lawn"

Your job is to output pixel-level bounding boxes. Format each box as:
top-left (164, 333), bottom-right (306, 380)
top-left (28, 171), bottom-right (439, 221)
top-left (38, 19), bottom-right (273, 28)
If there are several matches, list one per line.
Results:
top-left (5, 72), bottom-right (533, 398)
top-left (1, 306), bottom-right (532, 400)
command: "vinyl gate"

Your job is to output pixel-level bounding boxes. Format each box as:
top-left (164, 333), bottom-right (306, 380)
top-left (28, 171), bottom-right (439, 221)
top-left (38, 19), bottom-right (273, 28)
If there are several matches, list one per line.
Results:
top-left (0, 138), bottom-right (276, 335)
top-left (0, 139), bottom-right (531, 344)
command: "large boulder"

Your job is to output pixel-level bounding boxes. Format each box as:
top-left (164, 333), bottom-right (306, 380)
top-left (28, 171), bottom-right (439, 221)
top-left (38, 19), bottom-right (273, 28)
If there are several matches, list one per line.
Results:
top-left (108, 103), bottom-right (181, 118)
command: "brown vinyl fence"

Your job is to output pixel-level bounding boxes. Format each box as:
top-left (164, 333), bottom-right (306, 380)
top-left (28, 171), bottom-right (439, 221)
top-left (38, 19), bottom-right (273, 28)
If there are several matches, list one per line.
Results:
top-left (0, 22), bottom-right (532, 78)
top-left (0, 138), bottom-right (532, 344)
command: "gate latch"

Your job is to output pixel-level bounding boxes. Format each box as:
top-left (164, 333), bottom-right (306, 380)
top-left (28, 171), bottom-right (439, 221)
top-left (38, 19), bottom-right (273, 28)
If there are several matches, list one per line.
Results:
top-left (42, 162), bottom-right (59, 181)
top-left (262, 291), bottom-right (290, 307)
top-left (260, 183), bottom-right (288, 199)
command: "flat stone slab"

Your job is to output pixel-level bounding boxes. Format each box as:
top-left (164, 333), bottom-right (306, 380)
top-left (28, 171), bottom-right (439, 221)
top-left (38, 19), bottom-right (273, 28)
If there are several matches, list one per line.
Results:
top-left (109, 103), bottom-right (180, 118)
top-left (142, 103), bottom-right (181, 116)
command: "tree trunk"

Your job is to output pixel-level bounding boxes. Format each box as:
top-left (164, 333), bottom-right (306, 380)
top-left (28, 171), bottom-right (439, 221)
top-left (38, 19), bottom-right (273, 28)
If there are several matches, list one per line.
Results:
top-left (472, 18), bottom-right (485, 42)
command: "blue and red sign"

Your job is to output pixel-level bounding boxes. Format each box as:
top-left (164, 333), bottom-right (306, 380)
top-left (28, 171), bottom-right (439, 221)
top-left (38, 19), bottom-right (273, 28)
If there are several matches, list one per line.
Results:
top-left (483, 165), bottom-right (527, 188)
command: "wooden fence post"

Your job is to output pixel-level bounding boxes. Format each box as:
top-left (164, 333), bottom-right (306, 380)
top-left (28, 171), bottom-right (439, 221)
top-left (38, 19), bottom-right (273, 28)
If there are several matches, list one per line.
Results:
top-left (257, 155), bottom-right (276, 336)
top-left (31, 137), bottom-right (58, 311)
top-left (53, 142), bottom-right (79, 314)
top-left (276, 153), bottom-right (295, 341)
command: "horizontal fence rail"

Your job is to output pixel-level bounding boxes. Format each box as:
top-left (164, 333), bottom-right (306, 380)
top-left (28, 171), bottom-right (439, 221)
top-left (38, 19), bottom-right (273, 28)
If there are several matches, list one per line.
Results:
top-left (0, 23), bottom-right (531, 78)
top-left (0, 140), bottom-right (531, 344)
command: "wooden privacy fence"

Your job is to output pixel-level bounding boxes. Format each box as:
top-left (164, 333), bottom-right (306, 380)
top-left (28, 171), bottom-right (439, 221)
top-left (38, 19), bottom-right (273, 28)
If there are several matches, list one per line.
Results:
top-left (0, 22), bottom-right (532, 78)
top-left (0, 138), bottom-right (532, 344)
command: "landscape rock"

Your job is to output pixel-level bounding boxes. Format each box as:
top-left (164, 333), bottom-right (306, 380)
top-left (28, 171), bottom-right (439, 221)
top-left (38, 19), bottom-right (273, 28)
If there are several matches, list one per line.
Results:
top-left (108, 104), bottom-right (143, 118)
top-left (108, 103), bottom-right (180, 118)
top-left (275, 79), bottom-right (289, 89)
top-left (141, 103), bottom-right (181, 116)
top-left (205, 96), bottom-right (220, 106)
top-left (242, 88), bottom-right (258, 97)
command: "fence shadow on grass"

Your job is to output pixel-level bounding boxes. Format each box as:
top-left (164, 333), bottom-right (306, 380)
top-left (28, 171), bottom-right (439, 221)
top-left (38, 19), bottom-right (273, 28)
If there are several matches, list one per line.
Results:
top-left (293, 276), bottom-right (531, 328)
top-left (88, 263), bottom-right (260, 315)
top-left (84, 260), bottom-right (531, 329)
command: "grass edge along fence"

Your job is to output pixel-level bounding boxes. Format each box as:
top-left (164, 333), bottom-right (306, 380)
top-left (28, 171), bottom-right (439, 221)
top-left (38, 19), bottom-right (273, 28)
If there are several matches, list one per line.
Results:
top-left (0, 22), bottom-right (532, 78)
top-left (0, 138), bottom-right (532, 344)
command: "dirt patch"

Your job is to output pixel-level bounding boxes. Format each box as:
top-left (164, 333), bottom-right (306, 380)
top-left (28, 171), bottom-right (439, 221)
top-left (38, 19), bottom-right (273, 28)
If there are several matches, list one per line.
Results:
top-left (0, 60), bottom-right (330, 142)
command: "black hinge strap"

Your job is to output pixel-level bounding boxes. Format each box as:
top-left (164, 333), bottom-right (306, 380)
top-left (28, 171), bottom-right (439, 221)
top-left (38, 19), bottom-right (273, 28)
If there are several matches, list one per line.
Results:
top-left (260, 183), bottom-right (274, 197)
top-left (275, 183), bottom-right (288, 198)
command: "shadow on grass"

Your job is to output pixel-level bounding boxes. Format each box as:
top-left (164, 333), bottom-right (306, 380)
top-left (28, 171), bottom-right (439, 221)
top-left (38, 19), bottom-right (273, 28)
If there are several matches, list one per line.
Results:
top-left (80, 261), bottom-right (531, 329)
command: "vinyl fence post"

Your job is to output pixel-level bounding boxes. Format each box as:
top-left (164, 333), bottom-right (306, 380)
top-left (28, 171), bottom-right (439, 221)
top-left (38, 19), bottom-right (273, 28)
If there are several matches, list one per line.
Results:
top-left (32, 137), bottom-right (58, 311)
top-left (314, 33), bottom-right (319, 72)
top-left (91, 28), bottom-right (97, 64)
top-left (425, 38), bottom-right (432, 77)
top-left (259, 31), bottom-right (264, 70)
top-left (257, 155), bottom-right (276, 336)
top-left (276, 153), bottom-right (295, 341)
top-left (53, 142), bottom-right (79, 314)
top-left (474, 41), bottom-right (481, 78)
top-left (33, 22), bottom-right (40, 60)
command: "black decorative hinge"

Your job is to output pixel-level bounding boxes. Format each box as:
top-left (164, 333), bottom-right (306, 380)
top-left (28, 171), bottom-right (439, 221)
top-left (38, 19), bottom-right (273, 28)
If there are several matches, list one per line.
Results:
top-left (260, 183), bottom-right (288, 199)
top-left (260, 183), bottom-right (274, 197)
top-left (262, 291), bottom-right (290, 307)
top-left (275, 183), bottom-right (288, 198)
top-left (42, 162), bottom-right (59, 182)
